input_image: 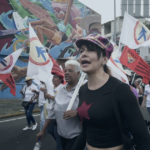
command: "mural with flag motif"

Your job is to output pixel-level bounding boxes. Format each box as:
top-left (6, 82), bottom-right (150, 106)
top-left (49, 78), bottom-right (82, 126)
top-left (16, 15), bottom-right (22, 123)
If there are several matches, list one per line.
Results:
top-left (0, 0), bottom-right (92, 98)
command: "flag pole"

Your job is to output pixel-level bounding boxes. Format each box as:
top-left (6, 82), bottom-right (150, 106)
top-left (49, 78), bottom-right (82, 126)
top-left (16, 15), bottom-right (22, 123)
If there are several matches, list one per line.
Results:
top-left (114, 0), bottom-right (116, 43)
top-left (131, 73), bottom-right (136, 85)
top-left (66, 72), bottom-right (86, 111)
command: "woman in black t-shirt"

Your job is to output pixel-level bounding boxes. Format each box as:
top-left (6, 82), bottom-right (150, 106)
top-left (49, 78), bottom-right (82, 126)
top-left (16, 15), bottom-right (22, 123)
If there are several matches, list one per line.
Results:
top-left (71, 34), bottom-right (150, 150)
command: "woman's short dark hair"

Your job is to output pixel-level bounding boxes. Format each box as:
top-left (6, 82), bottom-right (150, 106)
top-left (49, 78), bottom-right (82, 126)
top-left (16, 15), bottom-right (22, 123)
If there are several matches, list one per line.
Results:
top-left (79, 40), bottom-right (111, 75)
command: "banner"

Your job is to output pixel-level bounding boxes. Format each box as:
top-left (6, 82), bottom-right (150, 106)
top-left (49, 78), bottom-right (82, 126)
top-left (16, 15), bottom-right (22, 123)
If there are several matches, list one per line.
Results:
top-left (120, 12), bottom-right (150, 49)
top-left (120, 46), bottom-right (150, 84)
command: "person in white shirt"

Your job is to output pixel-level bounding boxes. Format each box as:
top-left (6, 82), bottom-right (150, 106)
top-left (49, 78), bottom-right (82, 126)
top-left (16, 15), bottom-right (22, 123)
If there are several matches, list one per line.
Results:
top-left (20, 77), bottom-right (38, 131)
top-left (33, 81), bottom-right (47, 131)
top-left (36, 60), bottom-right (81, 150)
top-left (44, 74), bottom-right (64, 150)
top-left (143, 80), bottom-right (150, 115)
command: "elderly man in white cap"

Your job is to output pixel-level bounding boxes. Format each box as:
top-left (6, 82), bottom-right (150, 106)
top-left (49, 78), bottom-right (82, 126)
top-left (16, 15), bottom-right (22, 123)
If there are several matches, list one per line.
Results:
top-left (20, 77), bottom-right (39, 130)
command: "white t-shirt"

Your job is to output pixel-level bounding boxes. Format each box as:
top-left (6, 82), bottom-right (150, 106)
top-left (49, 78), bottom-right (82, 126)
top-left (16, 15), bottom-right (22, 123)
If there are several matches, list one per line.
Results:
top-left (144, 85), bottom-right (150, 107)
top-left (136, 87), bottom-right (142, 97)
top-left (46, 84), bottom-right (63, 119)
top-left (22, 84), bottom-right (38, 103)
top-left (38, 83), bottom-right (46, 107)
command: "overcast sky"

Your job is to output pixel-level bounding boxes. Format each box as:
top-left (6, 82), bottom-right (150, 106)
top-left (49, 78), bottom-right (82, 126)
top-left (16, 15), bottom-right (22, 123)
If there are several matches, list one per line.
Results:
top-left (78, 0), bottom-right (121, 24)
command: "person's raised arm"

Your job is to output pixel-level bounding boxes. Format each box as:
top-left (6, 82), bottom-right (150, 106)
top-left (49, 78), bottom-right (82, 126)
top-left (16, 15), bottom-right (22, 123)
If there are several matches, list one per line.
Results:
top-left (40, 87), bottom-right (55, 100)
top-left (116, 84), bottom-right (150, 150)
top-left (63, 0), bottom-right (74, 26)
top-left (139, 86), bottom-right (143, 95)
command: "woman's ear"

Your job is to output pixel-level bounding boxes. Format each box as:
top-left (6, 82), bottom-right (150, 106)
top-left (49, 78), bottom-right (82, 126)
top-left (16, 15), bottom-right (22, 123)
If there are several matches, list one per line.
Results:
top-left (103, 56), bottom-right (108, 65)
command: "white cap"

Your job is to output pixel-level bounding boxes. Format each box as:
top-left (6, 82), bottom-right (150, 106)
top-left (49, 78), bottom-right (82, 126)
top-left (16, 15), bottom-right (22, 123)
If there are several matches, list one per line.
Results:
top-left (24, 76), bottom-right (33, 82)
top-left (124, 70), bottom-right (132, 76)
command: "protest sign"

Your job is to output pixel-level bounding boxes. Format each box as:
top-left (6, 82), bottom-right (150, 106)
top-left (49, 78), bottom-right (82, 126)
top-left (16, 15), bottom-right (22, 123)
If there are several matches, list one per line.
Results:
top-left (120, 46), bottom-right (150, 84)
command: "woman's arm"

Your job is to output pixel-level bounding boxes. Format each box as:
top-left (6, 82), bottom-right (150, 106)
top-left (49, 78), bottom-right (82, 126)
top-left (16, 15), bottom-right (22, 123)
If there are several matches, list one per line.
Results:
top-left (139, 86), bottom-right (143, 95)
top-left (29, 94), bottom-right (39, 103)
top-left (142, 95), bottom-right (147, 109)
top-left (45, 93), bottom-right (55, 100)
top-left (116, 84), bottom-right (150, 150)
top-left (40, 87), bottom-right (55, 100)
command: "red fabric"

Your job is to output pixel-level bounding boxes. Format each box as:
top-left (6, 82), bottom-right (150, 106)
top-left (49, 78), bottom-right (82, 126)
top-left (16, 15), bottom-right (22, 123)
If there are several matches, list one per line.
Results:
top-left (77, 101), bottom-right (92, 123)
top-left (120, 46), bottom-right (150, 84)
top-left (0, 73), bottom-right (16, 96)
top-left (48, 54), bottom-right (64, 82)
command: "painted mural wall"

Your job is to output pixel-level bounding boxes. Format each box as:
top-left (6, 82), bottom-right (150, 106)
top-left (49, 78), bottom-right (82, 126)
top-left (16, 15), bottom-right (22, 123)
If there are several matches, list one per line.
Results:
top-left (0, 0), bottom-right (91, 99)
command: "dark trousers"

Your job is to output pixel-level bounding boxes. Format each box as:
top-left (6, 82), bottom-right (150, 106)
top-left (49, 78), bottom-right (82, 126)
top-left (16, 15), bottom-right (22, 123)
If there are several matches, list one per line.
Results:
top-left (60, 136), bottom-right (78, 150)
top-left (47, 120), bottom-right (62, 150)
top-left (24, 103), bottom-right (36, 126)
top-left (139, 97), bottom-right (143, 106)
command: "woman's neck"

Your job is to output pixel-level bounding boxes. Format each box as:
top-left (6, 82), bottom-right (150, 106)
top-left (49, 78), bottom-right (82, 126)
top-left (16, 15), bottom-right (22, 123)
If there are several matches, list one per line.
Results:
top-left (54, 84), bottom-right (60, 89)
top-left (88, 70), bottom-right (109, 90)
top-left (27, 84), bottom-right (31, 87)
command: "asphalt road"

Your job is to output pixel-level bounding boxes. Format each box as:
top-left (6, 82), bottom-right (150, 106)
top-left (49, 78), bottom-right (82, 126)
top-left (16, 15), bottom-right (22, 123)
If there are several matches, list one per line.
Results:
top-left (0, 114), bottom-right (56, 150)
top-left (0, 107), bottom-right (150, 150)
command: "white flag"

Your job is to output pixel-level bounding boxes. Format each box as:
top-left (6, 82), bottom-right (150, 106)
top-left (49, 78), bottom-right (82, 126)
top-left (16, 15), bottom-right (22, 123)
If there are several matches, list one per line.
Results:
top-left (0, 48), bottom-right (23, 96)
top-left (107, 42), bottom-right (128, 84)
top-left (120, 12), bottom-right (150, 49)
top-left (0, 48), bottom-right (23, 74)
top-left (27, 24), bottom-right (53, 82)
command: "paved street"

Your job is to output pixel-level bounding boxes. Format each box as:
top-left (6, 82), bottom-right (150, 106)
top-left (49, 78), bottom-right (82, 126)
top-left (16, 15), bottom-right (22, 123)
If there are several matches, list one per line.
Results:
top-left (0, 114), bottom-right (56, 150)
top-left (140, 107), bottom-right (150, 121)
top-left (0, 107), bottom-right (150, 150)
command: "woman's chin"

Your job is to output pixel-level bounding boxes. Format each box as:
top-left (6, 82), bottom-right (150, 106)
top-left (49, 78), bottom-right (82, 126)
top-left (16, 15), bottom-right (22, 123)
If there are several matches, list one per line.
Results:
top-left (81, 68), bottom-right (91, 74)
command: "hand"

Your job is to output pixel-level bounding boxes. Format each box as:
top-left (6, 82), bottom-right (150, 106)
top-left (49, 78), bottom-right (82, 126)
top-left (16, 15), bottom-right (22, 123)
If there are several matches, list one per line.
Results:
top-left (32, 89), bottom-right (36, 93)
top-left (36, 131), bottom-right (45, 142)
top-left (40, 87), bottom-right (46, 92)
top-left (142, 103), bottom-right (146, 109)
top-left (29, 99), bottom-right (33, 103)
top-left (63, 110), bottom-right (77, 120)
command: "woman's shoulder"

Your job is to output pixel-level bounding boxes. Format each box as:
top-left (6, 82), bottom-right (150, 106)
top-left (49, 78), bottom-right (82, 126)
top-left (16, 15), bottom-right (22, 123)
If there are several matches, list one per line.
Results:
top-left (79, 82), bottom-right (88, 92)
top-left (31, 84), bottom-right (38, 89)
top-left (109, 76), bottom-right (125, 86)
top-left (109, 76), bottom-right (130, 92)
top-left (56, 84), bottom-right (64, 91)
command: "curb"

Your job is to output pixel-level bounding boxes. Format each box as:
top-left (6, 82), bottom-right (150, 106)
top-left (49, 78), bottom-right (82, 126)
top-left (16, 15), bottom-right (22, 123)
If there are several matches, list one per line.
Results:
top-left (0, 109), bottom-right (40, 119)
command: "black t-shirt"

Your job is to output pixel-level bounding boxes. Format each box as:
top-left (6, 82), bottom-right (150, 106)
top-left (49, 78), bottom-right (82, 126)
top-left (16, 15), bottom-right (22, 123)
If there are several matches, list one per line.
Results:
top-left (72, 76), bottom-right (150, 150)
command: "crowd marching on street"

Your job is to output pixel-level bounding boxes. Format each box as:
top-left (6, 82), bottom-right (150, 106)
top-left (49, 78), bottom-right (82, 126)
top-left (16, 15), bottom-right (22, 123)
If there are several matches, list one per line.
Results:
top-left (1, 1), bottom-right (150, 150)
top-left (18, 33), bottom-right (150, 150)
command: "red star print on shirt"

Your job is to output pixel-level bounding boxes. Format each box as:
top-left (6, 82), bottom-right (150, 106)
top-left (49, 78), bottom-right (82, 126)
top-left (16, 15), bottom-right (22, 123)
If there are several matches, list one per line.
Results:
top-left (77, 101), bottom-right (92, 123)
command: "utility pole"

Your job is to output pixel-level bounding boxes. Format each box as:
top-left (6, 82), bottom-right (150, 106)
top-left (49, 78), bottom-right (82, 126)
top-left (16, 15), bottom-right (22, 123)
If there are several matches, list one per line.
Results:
top-left (114, 0), bottom-right (116, 43)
